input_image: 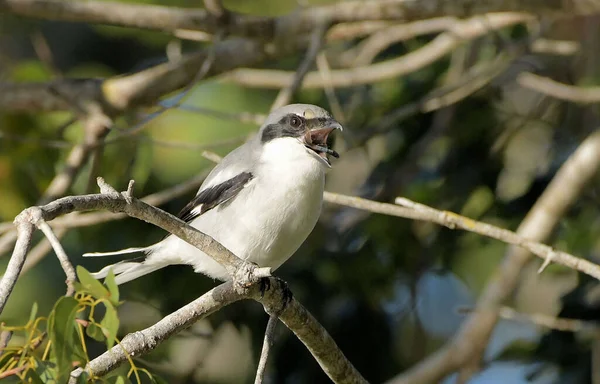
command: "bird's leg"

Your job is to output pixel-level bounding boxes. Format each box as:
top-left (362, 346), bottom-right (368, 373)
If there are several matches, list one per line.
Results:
top-left (259, 276), bottom-right (293, 309)
top-left (276, 278), bottom-right (293, 307)
top-left (259, 277), bottom-right (271, 297)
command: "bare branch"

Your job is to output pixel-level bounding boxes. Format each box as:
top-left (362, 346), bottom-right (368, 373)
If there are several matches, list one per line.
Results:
top-left (344, 17), bottom-right (457, 66)
top-left (316, 53), bottom-right (346, 124)
top-left (518, 71), bottom-right (600, 103)
top-left (68, 282), bottom-right (242, 382)
top-left (0, 0), bottom-right (268, 37)
top-left (0, 178), bottom-right (269, 315)
top-left (35, 219), bottom-right (75, 296)
top-left (271, 21), bottom-right (328, 111)
top-left (20, 228), bottom-right (67, 274)
top-left (326, 21), bottom-right (391, 41)
top-left (68, 278), bottom-right (365, 383)
top-left (0, 38), bottom-right (270, 114)
top-left (458, 306), bottom-right (600, 334)
top-left (0, 12), bottom-right (532, 115)
top-left (2, 0), bottom-right (598, 39)
top-left (322, 191), bottom-right (600, 282)
top-left (0, 216), bottom-right (34, 314)
top-left (224, 13), bottom-right (533, 89)
top-left (40, 111), bottom-right (111, 204)
top-left (0, 167), bottom-right (212, 240)
top-left (254, 314), bottom-right (279, 384)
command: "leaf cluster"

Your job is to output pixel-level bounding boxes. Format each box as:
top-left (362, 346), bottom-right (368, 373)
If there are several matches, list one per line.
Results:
top-left (0, 267), bottom-right (164, 383)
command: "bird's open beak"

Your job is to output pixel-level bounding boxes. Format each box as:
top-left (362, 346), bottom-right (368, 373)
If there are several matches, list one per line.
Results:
top-left (304, 120), bottom-right (342, 166)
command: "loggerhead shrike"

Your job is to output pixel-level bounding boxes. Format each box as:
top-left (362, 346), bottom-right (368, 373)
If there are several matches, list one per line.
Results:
top-left (85, 104), bottom-right (342, 285)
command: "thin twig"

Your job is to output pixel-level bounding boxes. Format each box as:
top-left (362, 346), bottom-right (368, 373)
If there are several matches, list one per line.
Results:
top-left (20, 228), bottom-right (67, 274)
top-left (35, 219), bottom-right (76, 296)
top-left (102, 33), bottom-right (221, 145)
top-left (40, 111), bottom-right (112, 204)
top-left (254, 314), bottom-right (279, 384)
top-left (271, 21), bottom-right (328, 111)
top-left (458, 306), bottom-right (600, 334)
top-left (224, 13), bottom-right (533, 89)
top-left (0, 168), bottom-right (212, 237)
top-left (1, 0), bottom-right (594, 39)
top-left (345, 17), bottom-right (457, 66)
top-left (0, 365), bottom-right (28, 379)
top-left (518, 72), bottom-right (600, 103)
top-left (316, 53), bottom-right (346, 124)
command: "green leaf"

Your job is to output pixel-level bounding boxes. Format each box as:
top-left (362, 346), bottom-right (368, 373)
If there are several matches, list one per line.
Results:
top-left (101, 303), bottom-right (120, 349)
top-left (31, 358), bottom-right (56, 384)
top-left (76, 265), bottom-right (109, 299)
top-left (48, 296), bottom-right (86, 382)
top-left (104, 270), bottom-right (120, 307)
top-left (85, 322), bottom-right (105, 343)
top-left (24, 369), bottom-right (45, 384)
top-left (113, 375), bottom-right (132, 384)
top-left (28, 302), bottom-right (38, 324)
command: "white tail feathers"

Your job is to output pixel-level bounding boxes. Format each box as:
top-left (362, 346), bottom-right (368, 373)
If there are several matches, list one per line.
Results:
top-left (90, 260), bottom-right (169, 285)
top-left (83, 247), bottom-right (150, 257)
top-left (85, 245), bottom-right (168, 285)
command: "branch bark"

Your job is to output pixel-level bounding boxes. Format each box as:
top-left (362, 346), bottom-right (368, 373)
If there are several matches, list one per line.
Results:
top-left (223, 13), bottom-right (533, 89)
top-left (69, 278), bottom-right (366, 383)
top-left (2, 0), bottom-right (599, 38)
top-left (2, 179), bottom-right (365, 383)
top-left (0, 38), bottom-right (272, 114)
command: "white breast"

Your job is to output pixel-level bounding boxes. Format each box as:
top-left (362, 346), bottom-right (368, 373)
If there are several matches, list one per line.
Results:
top-left (147, 137), bottom-right (326, 281)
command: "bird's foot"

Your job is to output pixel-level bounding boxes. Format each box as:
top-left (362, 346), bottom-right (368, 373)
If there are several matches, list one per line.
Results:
top-left (259, 276), bottom-right (271, 297)
top-left (259, 276), bottom-right (293, 310)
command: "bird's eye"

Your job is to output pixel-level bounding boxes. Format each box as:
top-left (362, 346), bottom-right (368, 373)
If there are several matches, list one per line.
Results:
top-left (290, 116), bottom-right (302, 128)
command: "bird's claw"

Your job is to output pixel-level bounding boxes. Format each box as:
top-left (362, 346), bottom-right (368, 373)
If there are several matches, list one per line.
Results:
top-left (259, 276), bottom-right (293, 310)
top-left (259, 277), bottom-right (271, 297)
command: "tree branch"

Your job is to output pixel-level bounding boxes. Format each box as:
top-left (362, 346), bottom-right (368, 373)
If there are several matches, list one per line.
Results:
top-left (271, 21), bottom-right (328, 111)
top-left (386, 129), bottom-right (600, 384)
top-left (35, 219), bottom-right (75, 296)
top-left (0, 178), bottom-right (272, 315)
top-left (518, 71), bottom-right (600, 103)
top-left (2, 0), bottom-right (599, 38)
top-left (68, 278), bottom-right (366, 383)
top-left (223, 13), bottom-right (533, 89)
top-left (0, 38), bottom-right (272, 114)
top-left (254, 314), bottom-right (279, 384)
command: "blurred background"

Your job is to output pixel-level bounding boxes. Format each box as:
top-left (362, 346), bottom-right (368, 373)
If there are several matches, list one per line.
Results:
top-left (2, 0), bottom-right (600, 383)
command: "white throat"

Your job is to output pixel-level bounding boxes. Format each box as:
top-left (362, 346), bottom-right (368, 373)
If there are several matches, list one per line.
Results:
top-left (260, 137), bottom-right (330, 169)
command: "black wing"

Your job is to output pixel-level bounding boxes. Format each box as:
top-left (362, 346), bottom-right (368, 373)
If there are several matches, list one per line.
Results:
top-left (177, 172), bottom-right (254, 222)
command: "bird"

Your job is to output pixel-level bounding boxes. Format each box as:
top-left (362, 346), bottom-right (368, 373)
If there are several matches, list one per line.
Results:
top-left (84, 104), bottom-right (342, 285)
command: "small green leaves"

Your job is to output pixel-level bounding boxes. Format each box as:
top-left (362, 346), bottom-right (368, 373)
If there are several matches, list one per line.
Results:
top-left (85, 322), bottom-right (105, 343)
top-left (105, 269), bottom-right (120, 306)
top-left (76, 265), bottom-right (109, 300)
top-left (28, 302), bottom-right (38, 324)
top-left (2, 267), bottom-right (126, 382)
top-left (47, 296), bottom-right (86, 382)
top-left (101, 304), bottom-right (120, 349)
